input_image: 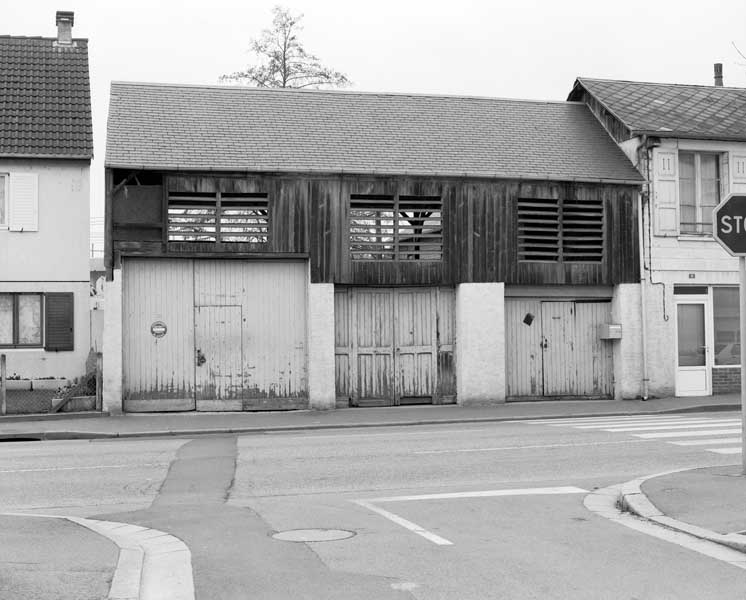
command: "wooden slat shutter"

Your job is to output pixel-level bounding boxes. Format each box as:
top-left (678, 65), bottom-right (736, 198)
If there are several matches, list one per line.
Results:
top-left (45, 293), bottom-right (74, 351)
top-left (652, 149), bottom-right (679, 236)
top-left (9, 173), bottom-right (38, 232)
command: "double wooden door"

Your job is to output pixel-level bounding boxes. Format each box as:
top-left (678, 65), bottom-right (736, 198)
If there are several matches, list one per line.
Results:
top-left (335, 288), bottom-right (456, 406)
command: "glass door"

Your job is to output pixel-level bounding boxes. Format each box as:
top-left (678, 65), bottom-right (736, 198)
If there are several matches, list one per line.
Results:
top-left (675, 301), bottom-right (710, 396)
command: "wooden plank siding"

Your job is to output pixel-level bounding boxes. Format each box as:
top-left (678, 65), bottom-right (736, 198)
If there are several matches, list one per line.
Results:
top-left (107, 170), bottom-right (639, 286)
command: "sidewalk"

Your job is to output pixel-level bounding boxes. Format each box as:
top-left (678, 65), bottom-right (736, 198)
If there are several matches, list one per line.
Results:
top-left (0, 393), bottom-right (739, 440)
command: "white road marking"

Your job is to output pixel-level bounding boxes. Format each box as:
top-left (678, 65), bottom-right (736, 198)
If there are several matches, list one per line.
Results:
top-left (604, 421), bottom-right (741, 432)
top-left (708, 448), bottom-right (742, 455)
top-left (355, 486), bottom-right (587, 546)
top-left (527, 415), bottom-right (722, 425)
top-left (415, 439), bottom-right (656, 454)
top-left (263, 428), bottom-right (487, 439)
top-left (574, 418), bottom-right (738, 429)
top-left (634, 428), bottom-right (741, 439)
top-left (670, 438), bottom-right (742, 446)
top-left (0, 463), bottom-right (167, 474)
top-left (354, 500), bottom-right (454, 546)
top-left (2, 513), bottom-right (195, 599)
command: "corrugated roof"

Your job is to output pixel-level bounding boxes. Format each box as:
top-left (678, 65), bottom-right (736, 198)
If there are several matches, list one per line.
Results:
top-left (0, 36), bottom-right (93, 159)
top-left (106, 82), bottom-right (642, 183)
top-left (570, 77), bottom-right (746, 141)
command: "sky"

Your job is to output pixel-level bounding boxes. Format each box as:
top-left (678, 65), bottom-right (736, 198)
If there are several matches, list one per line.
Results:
top-left (7, 0), bottom-right (746, 255)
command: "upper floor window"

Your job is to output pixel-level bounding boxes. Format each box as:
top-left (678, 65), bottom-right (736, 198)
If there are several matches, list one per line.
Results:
top-left (0, 172), bottom-right (38, 232)
top-left (0, 174), bottom-right (7, 227)
top-left (349, 194), bottom-right (443, 261)
top-left (679, 152), bottom-right (720, 235)
top-left (517, 196), bottom-right (604, 263)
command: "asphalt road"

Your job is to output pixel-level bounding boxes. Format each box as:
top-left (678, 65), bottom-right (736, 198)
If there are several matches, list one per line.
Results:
top-left (0, 412), bottom-right (744, 599)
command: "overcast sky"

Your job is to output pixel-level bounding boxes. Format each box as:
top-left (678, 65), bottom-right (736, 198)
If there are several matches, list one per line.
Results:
top-left (8, 0), bottom-right (746, 254)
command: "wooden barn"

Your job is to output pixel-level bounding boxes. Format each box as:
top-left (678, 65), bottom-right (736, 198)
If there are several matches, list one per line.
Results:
top-left (102, 83), bottom-right (644, 412)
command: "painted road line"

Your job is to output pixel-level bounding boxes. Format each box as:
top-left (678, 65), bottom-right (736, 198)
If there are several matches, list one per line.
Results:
top-left (264, 428), bottom-right (488, 439)
top-left (604, 421), bottom-right (741, 432)
top-left (0, 463), bottom-right (167, 474)
top-left (356, 486), bottom-right (587, 546)
top-left (3, 513), bottom-right (195, 600)
top-left (415, 439), bottom-right (655, 454)
top-left (574, 418), bottom-right (738, 429)
top-left (354, 500), bottom-right (454, 546)
top-left (371, 486), bottom-right (588, 503)
top-left (526, 415), bottom-right (718, 425)
top-left (670, 438), bottom-right (742, 446)
top-left (634, 428), bottom-right (741, 439)
top-left (708, 448), bottom-right (742, 454)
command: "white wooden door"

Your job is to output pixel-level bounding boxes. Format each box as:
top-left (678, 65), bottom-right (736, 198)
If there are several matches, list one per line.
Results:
top-left (354, 289), bottom-right (396, 404)
top-left (396, 289), bottom-right (436, 401)
top-left (675, 301), bottom-right (710, 396)
top-left (194, 305), bottom-right (243, 411)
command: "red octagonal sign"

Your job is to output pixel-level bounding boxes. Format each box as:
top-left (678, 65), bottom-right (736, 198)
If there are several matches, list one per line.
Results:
top-left (713, 194), bottom-right (746, 256)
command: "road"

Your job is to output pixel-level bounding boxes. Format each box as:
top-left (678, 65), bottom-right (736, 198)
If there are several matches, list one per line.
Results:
top-left (0, 411), bottom-right (744, 599)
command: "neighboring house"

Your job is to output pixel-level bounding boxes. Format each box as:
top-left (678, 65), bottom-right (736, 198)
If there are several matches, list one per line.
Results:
top-left (569, 73), bottom-right (746, 397)
top-left (0, 12), bottom-right (92, 381)
top-left (103, 83), bottom-right (642, 413)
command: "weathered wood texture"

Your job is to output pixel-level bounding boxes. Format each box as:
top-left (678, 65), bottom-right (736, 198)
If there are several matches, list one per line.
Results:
top-left (108, 172), bottom-right (639, 286)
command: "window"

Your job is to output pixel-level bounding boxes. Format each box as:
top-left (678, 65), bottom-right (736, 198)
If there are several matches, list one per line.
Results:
top-left (0, 293), bottom-right (42, 347)
top-left (349, 194), bottom-right (442, 261)
top-left (713, 287), bottom-right (739, 366)
top-left (679, 152), bottom-right (720, 235)
top-left (0, 174), bottom-right (7, 227)
top-left (517, 196), bottom-right (604, 263)
top-left (167, 192), bottom-right (269, 243)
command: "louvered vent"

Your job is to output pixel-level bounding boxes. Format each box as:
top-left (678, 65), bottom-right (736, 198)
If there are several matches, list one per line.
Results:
top-left (517, 198), bottom-right (560, 261)
top-left (349, 195), bottom-right (443, 261)
top-left (168, 192), bottom-right (269, 243)
top-left (562, 198), bottom-right (603, 262)
top-left (517, 196), bottom-right (604, 263)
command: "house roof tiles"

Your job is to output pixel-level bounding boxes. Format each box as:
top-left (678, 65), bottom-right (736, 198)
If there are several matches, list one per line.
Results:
top-left (569, 77), bottom-right (746, 141)
top-left (106, 82), bottom-right (642, 183)
top-left (0, 36), bottom-right (93, 159)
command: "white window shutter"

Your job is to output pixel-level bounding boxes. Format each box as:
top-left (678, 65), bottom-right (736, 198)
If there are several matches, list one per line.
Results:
top-left (720, 153), bottom-right (730, 199)
top-left (652, 149), bottom-right (679, 237)
top-left (9, 173), bottom-right (38, 232)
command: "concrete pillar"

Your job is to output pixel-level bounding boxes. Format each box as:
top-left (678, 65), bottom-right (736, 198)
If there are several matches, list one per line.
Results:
top-left (307, 280), bottom-right (336, 410)
top-left (611, 283), bottom-right (643, 400)
top-left (102, 268), bottom-right (123, 414)
top-left (456, 282), bottom-right (505, 404)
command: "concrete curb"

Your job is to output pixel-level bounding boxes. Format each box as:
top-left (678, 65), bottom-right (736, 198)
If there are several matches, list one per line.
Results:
top-left (0, 403), bottom-right (739, 441)
top-left (619, 469), bottom-right (746, 555)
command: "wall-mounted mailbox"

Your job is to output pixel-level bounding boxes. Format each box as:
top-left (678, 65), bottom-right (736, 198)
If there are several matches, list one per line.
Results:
top-left (599, 323), bottom-right (622, 340)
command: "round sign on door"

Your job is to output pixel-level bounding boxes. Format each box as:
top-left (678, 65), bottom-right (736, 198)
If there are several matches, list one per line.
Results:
top-left (150, 321), bottom-right (167, 338)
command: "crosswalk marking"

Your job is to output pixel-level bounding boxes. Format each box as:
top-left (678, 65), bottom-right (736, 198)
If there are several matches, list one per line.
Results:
top-left (524, 413), bottom-right (742, 455)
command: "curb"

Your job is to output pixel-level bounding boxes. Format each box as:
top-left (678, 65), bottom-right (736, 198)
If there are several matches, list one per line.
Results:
top-left (619, 469), bottom-right (746, 555)
top-left (0, 403), bottom-right (739, 441)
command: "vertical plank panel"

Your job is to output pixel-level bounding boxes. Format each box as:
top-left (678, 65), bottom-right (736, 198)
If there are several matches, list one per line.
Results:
top-left (574, 301), bottom-right (614, 397)
top-left (541, 301), bottom-right (576, 395)
top-left (505, 299), bottom-right (542, 397)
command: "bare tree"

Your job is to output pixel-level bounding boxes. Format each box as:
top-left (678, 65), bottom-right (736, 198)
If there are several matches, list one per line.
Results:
top-left (221, 6), bottom-right (350, 89)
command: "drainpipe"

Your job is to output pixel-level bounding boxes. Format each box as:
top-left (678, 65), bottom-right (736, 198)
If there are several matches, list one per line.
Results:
top-left (638, 186), bottom-right (649, 400)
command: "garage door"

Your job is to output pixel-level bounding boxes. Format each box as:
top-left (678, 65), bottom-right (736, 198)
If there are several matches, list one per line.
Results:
top-left (505, 299), bottom-right (613, 399)
top-left (123, 258), bottom-right (307, 411)
top-left (334, 287), bottom-right (456, 406)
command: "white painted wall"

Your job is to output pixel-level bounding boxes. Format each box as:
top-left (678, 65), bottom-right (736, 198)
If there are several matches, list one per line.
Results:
top-left (307, 280), bottom-right (335, 410)
top-left (456, 282), bottom-right (505, 404)
top-left (611, 283), bottom-right (643, 399)
top-left (0, 159), bottom-right (90, 381)
top-left (102, 268), bottom-right (123, 414)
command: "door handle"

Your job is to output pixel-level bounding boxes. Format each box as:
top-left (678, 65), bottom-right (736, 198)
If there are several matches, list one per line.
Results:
top-left (541, 339), bottom-right (548, 349)
top-left (196, 348), bottom-right (206, 367)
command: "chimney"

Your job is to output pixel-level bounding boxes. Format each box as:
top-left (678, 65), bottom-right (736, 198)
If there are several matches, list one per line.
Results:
top-left (56, 11), bottom-right (74, 45)
top-left (714, 63), bottom-right (723, 87)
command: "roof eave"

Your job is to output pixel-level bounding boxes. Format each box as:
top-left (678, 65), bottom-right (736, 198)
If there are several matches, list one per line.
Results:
top-left (632, 130), bottom-right (746, 143)
top-left (0, 152), bottom-right (92, 160)
top-left (104, 162), bottom-right (643, 185)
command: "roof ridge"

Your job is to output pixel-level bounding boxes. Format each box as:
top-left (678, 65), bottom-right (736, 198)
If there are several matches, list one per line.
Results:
top-left (109, 81), bottom-right (585, 106)
top-left (577, 76), bottom-right (745, 92)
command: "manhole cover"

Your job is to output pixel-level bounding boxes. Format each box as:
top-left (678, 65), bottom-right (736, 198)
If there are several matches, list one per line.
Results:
top-left (272, 529), bottom-right (355, 542)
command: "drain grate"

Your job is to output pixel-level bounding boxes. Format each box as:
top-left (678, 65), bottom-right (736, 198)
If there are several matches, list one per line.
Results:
top-left (272, 529), bottom-right (355, 543)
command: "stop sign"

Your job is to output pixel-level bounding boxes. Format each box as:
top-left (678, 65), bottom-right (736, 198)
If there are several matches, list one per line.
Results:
top-left (713, 194), bottom-right (746, 256)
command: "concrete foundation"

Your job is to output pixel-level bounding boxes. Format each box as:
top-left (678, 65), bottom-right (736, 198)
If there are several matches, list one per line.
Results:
top-left (307, 281), bottom-right (336, 410)
top-left (102, 268), bottom-right (122, 414)
top-left (456, 282), bottom-right (505, 404)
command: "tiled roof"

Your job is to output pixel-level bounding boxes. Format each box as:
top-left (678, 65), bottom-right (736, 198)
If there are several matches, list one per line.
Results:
top-left (106, 82), bottom-right (643, 183)
top-left (0, 36), bottom-right (93, 159)
top-left (569, 78), bottom-right (746, 141)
